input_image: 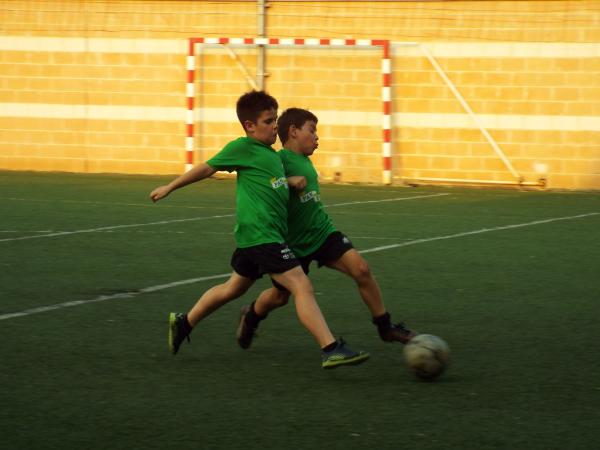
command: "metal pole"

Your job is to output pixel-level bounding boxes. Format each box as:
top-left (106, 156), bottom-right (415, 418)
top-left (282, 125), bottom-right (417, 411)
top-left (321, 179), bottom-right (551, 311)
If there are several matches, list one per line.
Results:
top-left (257, 0), bottom-right (266, 90)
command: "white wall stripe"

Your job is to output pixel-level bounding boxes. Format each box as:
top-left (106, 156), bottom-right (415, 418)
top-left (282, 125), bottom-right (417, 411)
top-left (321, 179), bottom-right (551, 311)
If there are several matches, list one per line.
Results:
top-left (1, 36), bottom-right (598, 58)
top-left (2, 103), bottom-right (600, 132)
top-left (0, 103), bottom-right (186, 121)
top-left (0, 36), bottom-right (186, 54)
top-left (410, 42), bottom-right (600, 59)
top-left (393, 112), bottom-right (600, 132)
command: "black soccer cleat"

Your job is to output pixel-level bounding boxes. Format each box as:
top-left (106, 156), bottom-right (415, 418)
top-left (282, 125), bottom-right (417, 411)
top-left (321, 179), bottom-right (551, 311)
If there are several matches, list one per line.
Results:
top-left (168, 312), bottom-right (191, 355)
top-left (236, 305), bottom-right (258, 349)
top-left (378, 322), bottom-right (417, 344)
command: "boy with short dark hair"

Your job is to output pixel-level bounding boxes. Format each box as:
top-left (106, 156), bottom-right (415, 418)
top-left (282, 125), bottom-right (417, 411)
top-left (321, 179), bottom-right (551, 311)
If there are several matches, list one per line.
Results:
top-left (236, 107), bottom-right (416, 349)
top-left (150, 92), bottom-right (369, 369)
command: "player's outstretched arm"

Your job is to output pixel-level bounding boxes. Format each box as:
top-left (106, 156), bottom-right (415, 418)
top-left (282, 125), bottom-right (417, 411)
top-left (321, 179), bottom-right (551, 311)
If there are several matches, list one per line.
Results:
top-left (150, 163), bottom-right (217, 202)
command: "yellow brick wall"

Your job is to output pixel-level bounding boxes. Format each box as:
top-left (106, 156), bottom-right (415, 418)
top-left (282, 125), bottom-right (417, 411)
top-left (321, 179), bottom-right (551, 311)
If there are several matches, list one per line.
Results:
top-left (1, 1), bottom-right (599, 189)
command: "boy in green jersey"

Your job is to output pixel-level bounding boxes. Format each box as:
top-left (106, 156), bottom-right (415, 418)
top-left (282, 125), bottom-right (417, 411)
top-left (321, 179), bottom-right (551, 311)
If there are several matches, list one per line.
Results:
top-left (150, 92), bottom-right (368, 369)
top-left (236, 108), bottom-right (416, 350)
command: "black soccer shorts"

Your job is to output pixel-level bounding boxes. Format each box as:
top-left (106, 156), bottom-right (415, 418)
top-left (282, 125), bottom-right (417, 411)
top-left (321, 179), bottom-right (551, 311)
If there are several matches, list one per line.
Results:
top-left (271, 231), bottom-right (354, 291)
top-left (230, 242), bottom-right (300, 280)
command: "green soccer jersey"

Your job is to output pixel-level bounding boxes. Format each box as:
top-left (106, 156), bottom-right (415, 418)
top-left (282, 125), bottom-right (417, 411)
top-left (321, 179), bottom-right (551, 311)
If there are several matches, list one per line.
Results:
top-left (279, 148), bottom-right (336, 257)
top-left (207, 137), bottom-right (289, 248)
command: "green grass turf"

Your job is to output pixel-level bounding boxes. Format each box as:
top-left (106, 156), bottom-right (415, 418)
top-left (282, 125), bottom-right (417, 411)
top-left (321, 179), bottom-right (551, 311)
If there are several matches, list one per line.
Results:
top-left (1, 170), bottom-right (599, 449)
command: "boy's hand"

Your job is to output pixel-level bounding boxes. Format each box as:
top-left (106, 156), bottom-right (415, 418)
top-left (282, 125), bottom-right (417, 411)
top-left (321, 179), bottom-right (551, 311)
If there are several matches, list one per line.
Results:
top-left (150, 185), bottom-right (172, 202)
top-left (287, 176), bottom-right (307, 190)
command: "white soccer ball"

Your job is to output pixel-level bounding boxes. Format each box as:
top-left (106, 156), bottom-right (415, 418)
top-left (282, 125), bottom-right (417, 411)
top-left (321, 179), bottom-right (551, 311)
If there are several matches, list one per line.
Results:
top-left (403, 334), bottom-right (450, 381)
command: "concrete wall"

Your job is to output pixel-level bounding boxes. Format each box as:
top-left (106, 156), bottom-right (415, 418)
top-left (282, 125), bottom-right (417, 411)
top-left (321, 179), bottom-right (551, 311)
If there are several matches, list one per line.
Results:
top-left (1, 1), bottom-right (599, 189)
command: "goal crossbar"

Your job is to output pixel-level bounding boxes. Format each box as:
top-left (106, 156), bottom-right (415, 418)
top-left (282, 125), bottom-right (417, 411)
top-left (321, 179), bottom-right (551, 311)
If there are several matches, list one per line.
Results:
top-left (186, 37), bottom-right (393, 184)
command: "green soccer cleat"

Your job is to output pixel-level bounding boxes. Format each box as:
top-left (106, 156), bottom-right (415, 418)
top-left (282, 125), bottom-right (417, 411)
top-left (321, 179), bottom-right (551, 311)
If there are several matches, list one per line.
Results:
top-left (168, 312), bottom-right (190, 355)
top-left (321, 339), bottom-right (370, 369)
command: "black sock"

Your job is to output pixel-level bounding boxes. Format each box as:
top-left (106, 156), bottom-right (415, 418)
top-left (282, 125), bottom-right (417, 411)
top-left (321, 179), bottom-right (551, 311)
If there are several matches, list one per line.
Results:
top-left (182, 314), bottom-right (193, 334)
top-left (244, 302), bottom-right (266, 328)
top-left (372, 312), bottom-right (392, 330)
top-left (322, 341), bottom-right (338, 352)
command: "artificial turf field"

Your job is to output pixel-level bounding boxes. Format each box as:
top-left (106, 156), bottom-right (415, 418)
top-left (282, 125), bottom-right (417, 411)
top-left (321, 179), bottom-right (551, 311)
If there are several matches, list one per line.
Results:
top-left (1, 170), bottom-right (599, 450)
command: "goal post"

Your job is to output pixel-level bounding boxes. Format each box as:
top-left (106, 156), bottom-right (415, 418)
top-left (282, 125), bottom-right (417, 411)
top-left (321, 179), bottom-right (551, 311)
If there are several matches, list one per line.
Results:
top-left (185, 37), bottom-right (393, 184)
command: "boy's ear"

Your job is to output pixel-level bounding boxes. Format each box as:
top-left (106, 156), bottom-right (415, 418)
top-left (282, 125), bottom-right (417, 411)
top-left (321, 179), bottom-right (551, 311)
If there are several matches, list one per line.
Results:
top-left (243, 119), bottom-right (255, 133)
top-left (289, 124), bottom-right (298, 139)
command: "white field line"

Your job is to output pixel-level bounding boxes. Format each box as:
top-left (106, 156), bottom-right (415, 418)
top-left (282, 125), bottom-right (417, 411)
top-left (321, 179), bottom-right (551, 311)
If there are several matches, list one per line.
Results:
top-left (2, 197), bottom-right (236, 210)
top-left (0, 230), bottom-right (53, 233)
top-left (0, 214), bottom-right (235, 242)
top-left (1, 211), bottom-right (597, 321)
top-left (360, 212), bottom-right (599, 253)
top-left (326, 193), bottom-right (449, 208)
top-left (0, 274), bottom-right (231, 321)
top-left (0, 193), bottom-right (447, 243)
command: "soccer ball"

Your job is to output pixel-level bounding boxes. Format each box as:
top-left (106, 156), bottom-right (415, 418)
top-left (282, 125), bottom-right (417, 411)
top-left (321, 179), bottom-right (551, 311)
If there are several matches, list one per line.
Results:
top-left (403, 334), bottom-right (450, 381)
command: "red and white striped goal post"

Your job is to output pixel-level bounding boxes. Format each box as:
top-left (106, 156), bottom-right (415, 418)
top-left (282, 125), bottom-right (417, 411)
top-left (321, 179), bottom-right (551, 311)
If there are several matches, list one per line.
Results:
top-left (186, 37), bottom-right (393, 184)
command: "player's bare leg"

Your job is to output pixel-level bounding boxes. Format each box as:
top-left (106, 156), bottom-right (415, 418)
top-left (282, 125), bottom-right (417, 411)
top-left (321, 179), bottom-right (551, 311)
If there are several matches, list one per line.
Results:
top-left (325, 248), bottom-right (385, 317)
top-left (271, 266), bottom-right (334, 348)
top-left (169, 272), bottom-right (254, 355)
top-left (327, 249), bottom-right (416, 344)
top-left (254, 286), bottom-right (290, 315)
top-left (271, 267), bottom-right (369, 369)
top-left (187, 272), bottom-right (254, 326)
top-left (236, 287), bottom-right (289, 349)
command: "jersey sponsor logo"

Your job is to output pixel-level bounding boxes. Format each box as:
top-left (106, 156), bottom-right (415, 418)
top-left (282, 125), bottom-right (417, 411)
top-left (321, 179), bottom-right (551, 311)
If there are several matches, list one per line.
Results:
top-left (299, 190), bottom-right (320, 203)
top-left (280, 246), bottom-right (296, 260)
top-left (271, 177), bottom-right (288, 190)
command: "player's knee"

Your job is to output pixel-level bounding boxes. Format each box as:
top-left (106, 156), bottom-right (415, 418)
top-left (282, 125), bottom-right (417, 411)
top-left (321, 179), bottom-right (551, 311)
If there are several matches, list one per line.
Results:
top-left (351, 259), bottom-right (372, 283)
top-left (286, 275), bottom-right (314, 298)
top-left (273, 290), bottom-right (290, 306)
